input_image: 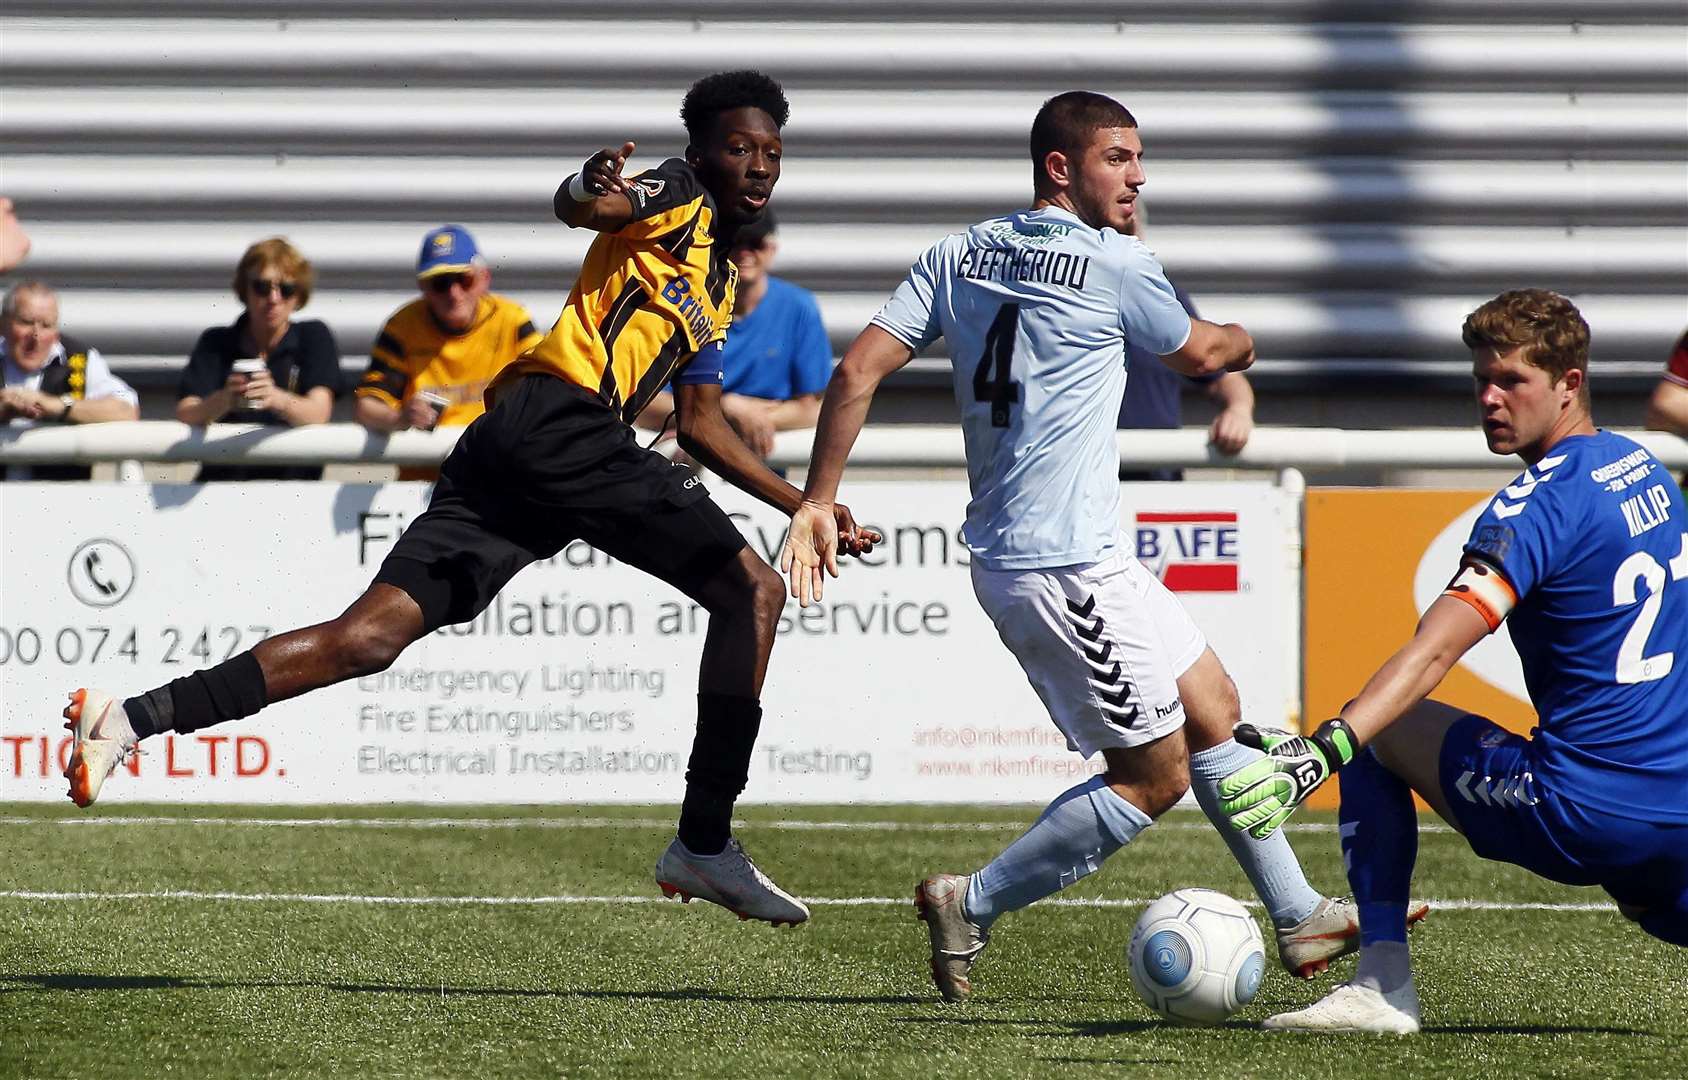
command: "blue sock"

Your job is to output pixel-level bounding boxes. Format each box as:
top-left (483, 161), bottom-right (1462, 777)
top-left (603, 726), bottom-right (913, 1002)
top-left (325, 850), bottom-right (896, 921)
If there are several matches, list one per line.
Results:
top-left (1339, 747), bottom-right (1418, 946)
top-left (1190, 739), bottom-right (1324, 928)
top-left (965, 775), bottom-right (1152, 929)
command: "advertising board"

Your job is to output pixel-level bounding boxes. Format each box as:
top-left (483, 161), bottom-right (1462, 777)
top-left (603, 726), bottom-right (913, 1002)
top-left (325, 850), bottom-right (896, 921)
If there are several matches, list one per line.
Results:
top-left (2, 481), bottom-right (1297, 803)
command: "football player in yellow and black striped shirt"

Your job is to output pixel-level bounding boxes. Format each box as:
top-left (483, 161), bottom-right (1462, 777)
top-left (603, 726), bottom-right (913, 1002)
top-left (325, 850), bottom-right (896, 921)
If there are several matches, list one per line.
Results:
top-left (75, 72), bottom-right (879, 932)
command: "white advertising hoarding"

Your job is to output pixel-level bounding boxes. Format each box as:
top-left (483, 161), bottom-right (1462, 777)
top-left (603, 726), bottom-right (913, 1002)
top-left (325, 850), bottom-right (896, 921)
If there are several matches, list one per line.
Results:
top-left (1, 481), bottom-right (1297, 803)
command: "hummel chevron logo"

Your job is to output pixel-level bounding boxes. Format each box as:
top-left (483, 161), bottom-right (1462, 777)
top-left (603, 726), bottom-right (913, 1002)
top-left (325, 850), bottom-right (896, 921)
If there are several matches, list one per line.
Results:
top-left (1101, 703), bottom-right (1140, 727)
top-left (1455, 769), bottom-right (1539, 808)
top-left (1065, 592), bottom-right (1142, 727)
top-left (1099, 684), bottom-right (1133, 708)
top-left (1491, 453), bottom-right (1567, 519)
top-left (1455, 770), bottom-right (1480, 803)
top-left (1066, 594), bottom-right (1105, 641)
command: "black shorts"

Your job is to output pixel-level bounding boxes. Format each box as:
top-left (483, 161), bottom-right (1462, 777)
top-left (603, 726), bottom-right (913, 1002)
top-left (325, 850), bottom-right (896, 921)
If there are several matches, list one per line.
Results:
top-left (373, 373), bottom-right (747, 632)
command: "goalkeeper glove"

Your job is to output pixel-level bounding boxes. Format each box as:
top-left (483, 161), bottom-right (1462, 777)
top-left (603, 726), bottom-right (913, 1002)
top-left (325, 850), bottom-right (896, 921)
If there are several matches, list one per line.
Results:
top-left (1218, 718), bottom-right (1359, 840)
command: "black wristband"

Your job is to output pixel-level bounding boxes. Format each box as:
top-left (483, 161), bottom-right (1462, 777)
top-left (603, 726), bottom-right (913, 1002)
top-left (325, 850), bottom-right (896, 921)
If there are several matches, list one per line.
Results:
top-left (1308, 717), bottom-right (1358, 770)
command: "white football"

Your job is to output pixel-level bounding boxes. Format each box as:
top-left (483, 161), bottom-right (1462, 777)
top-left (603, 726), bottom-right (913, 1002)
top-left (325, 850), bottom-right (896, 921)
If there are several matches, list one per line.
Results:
top-left (1127, 888), bottom-right (1266, 1025)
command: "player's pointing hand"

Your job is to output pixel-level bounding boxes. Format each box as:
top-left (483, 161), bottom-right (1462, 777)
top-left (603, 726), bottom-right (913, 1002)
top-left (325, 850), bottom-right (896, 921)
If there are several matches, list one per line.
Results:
top-left (781, 500), bottom-right (839, 608)
top-left (582, 141), bottom-right (637, 196)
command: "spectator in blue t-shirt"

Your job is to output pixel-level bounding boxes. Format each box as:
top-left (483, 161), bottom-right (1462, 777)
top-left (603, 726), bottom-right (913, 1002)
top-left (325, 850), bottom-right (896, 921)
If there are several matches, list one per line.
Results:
top-left (638, 211), bottom-right (832, 459)
top-left (1118, 214), bottom-right (1255, 481)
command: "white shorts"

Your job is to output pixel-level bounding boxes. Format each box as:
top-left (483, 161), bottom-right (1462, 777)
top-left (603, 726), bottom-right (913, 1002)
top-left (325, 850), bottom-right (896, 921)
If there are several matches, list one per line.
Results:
top-left (971, 548), bottom-right (1208, 757)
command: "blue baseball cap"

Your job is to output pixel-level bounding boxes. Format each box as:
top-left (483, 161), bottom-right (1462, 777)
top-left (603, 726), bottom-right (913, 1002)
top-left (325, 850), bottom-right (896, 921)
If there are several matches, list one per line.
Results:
top-left (416, 224), bottom-right (484, 279)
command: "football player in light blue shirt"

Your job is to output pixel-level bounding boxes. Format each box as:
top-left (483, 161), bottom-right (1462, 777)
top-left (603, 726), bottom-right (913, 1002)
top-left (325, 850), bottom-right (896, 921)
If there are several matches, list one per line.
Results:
top-left (783, 91), bottom-right (1380, 1002)
top-left (1223, 289), bottom-right (1688, 1033)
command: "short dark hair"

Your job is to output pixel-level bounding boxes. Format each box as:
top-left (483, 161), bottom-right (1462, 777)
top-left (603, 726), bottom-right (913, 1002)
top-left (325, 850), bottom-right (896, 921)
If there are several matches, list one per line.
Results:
top-left (681, 70), bottom-right (790, 144)
top-left (1030, 91), bottom-right (1137, 184)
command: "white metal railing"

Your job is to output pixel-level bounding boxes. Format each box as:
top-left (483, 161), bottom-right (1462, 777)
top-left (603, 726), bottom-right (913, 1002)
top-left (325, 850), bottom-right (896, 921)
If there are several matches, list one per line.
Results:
top-left (10, 1), bottom-right (1688, 21)
top-left (31, 291), bottom-right (1688, 363)
top-left (5, 421), bottom-right (1686, 472)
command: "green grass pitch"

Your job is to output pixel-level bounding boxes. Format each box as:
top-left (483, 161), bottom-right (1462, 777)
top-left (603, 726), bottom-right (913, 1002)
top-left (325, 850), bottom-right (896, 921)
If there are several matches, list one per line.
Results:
top-left (4, 803), bottom-right (1684, 1079)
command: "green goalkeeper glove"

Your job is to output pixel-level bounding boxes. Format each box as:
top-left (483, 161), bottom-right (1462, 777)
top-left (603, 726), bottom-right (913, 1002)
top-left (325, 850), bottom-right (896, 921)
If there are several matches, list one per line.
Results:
top-left (1218, 719), bottom-right (1359, 840)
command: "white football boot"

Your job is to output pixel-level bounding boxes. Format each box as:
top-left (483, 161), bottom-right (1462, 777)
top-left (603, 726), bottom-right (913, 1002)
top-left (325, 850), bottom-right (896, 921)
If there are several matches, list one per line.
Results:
top-left (1277, 896), bottom-right (1432, 978)
top-left (1263, 980), bottom-right (1423, 1034)
top-left (915, 873), bottom-right (990, 1002)
top-left (654, 837), bottom-right (810, 927)
top-left (63, 689), bottom-right (140, 808)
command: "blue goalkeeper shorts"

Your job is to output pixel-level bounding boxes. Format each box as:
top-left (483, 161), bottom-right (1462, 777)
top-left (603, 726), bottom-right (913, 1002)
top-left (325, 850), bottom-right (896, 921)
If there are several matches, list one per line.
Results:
top-left (1437, 713), bottom-right (1688, 918)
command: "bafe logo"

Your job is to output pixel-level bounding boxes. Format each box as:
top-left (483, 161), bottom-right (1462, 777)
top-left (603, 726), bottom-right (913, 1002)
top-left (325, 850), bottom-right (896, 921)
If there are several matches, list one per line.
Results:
top-left (1134, 511), bottom-right (1240, 592)
top-left (67, 538), bottom-right (136, 608)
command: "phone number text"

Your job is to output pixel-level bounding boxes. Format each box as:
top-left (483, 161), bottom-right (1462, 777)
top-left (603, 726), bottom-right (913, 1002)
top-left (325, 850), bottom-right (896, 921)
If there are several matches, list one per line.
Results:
top-left (0, 626), bottom-right (273, 666)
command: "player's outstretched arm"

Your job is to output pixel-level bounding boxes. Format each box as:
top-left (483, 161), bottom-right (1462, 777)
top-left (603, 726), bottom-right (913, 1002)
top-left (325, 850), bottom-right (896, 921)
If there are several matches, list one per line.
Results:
top-left (1218, 591), bottom-right (1493, 838)
top-left (1160, 318), bottom-right (1254, 378)
top-left (675, 382), bottom-right (877, 565)
top-left (676, 381), bottom-right (804, 513)
top-left (778, 325), bottom-right (911, 606)
top-left (1329, 592), bottom-right (1494, 744)
top-left (800, 325), bottom-right (915, 505)
top-left (0, 197), bottom-right (30, 273)
top-left (555, 142), bottom-right (638, 233)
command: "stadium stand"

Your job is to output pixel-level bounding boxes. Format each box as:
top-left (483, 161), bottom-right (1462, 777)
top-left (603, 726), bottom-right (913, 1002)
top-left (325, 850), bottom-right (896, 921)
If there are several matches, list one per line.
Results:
top-left (1, 1), bottom-right (1684, 424)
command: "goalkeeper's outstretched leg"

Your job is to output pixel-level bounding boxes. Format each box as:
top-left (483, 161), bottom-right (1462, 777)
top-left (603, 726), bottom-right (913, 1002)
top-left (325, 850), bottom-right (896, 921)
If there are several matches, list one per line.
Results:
top-left (1179, 648), bottom-right (1427, 978)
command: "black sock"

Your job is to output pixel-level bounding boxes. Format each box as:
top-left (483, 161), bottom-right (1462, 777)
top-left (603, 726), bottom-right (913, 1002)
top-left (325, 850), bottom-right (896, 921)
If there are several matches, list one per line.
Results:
top-left (123, 651), bottom-right (269, 739)
top-left (677, 692), bottom-right (762, 855)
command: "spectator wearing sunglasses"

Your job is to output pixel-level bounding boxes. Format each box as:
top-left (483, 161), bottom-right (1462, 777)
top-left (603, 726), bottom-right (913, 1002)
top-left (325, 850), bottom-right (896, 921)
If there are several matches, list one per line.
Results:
top-left (176, 237), bottom-right (343, 481)
top-left (354, 225), bottom-right (542, 479)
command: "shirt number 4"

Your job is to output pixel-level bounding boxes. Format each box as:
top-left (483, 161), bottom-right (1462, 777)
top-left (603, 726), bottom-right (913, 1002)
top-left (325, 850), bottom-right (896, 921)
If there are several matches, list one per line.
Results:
top-left (971, 303), bottom-right (1021, 428)
top-left (1613, 530), bottom-right (1688, 684)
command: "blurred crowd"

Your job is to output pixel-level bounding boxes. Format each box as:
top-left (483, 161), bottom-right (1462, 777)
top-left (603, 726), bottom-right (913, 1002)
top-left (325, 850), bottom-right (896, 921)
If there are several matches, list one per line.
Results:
top-left (0, 211), bottom-right (848, 483)
top-left (3, 196), bottom-right (1685, 483)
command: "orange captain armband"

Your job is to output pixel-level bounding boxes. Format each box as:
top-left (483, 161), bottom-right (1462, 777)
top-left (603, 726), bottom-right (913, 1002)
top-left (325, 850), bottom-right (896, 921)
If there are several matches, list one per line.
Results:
top-left (1442, 559), bottom-right (1518, 632)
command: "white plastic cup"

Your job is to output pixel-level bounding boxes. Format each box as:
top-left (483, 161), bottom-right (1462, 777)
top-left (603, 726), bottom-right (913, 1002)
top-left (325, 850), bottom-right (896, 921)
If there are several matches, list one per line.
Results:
top-left (231, 359), bottom-right (267, 403)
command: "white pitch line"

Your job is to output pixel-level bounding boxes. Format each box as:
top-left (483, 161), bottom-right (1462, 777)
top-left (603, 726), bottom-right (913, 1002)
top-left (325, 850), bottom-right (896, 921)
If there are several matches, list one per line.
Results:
top-left (0, 815), bottom-right (1453, 835)
top-left (0, 890), bottom-right (1615, 913)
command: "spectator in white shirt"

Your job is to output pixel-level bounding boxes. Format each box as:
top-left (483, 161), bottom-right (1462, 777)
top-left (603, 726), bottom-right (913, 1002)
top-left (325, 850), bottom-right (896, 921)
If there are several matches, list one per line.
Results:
top-left (1, 280), bottom-right (140, 480)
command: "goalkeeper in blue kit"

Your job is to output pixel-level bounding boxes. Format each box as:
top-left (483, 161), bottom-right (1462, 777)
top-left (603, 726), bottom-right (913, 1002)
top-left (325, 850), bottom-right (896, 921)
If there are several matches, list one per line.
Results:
top-left (1222, 289), bottom-right (1688, 1033)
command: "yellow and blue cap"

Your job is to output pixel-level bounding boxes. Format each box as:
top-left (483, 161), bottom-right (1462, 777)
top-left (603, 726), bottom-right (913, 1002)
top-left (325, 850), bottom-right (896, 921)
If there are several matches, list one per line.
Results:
top-left (416, 224), bottom-right (484, 279)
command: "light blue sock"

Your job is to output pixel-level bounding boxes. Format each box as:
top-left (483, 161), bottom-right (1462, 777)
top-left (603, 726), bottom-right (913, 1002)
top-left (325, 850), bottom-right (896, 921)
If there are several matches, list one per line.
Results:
top-left (1190, 738), bottom-right (1323, 929)
top-left (965, 775), bottom-right (1152, 929)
